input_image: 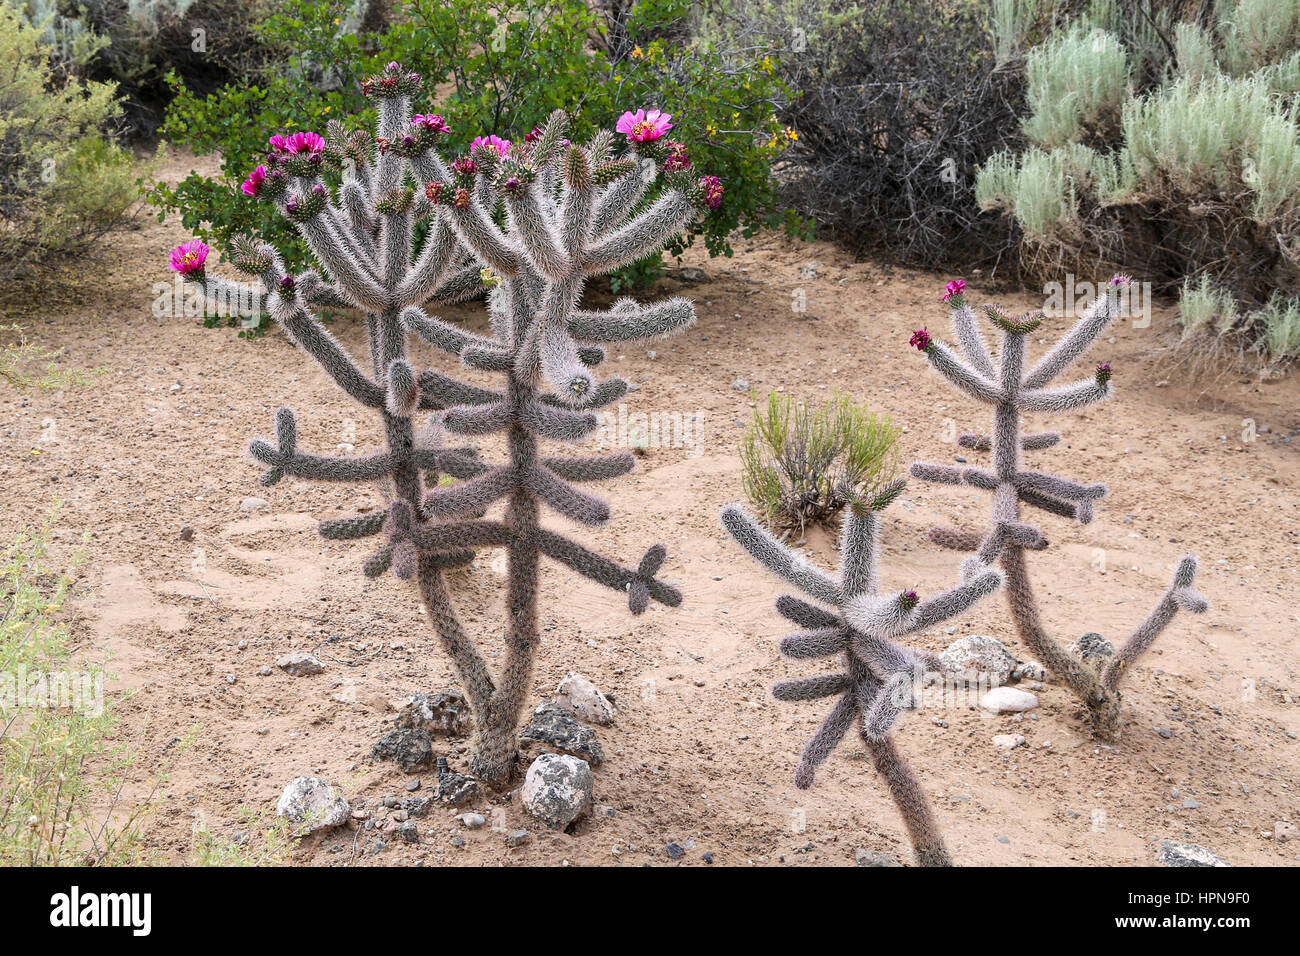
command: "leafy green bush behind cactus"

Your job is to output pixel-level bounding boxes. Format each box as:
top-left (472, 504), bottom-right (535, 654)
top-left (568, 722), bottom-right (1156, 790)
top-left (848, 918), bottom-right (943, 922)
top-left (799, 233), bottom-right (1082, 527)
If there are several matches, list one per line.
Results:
top-left (0, 6), bottom-right (138, 282)
top-left (150, 0), bottom-right (797, 286)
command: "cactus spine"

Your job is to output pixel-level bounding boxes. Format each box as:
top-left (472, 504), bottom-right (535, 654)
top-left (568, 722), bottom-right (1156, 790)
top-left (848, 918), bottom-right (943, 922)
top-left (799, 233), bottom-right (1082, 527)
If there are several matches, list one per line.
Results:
top-left (173, 64), bottom-right (721, 785)
top-left (909, 278), bottom-right (1209, 737)
top-left (721, 478), bottom-right (1005, 866)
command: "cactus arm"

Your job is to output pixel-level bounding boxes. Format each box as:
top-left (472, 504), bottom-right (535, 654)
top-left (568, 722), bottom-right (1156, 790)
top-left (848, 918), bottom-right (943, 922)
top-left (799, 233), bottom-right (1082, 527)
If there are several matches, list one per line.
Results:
top-left (273, 308), bottom-right (386, 408)
top-left (907, 566), bottom-right (1005, 631)
top-left (401, 304), bottom-right (498, 357)
top-left (568, 297), bottom-right (697, 343)
top-left (720, 505), bottom-right (844, 606)
top-left (591, 160), bottom-right (652, 236)
top-left (775, 594), bottom-right (840, 629)
top-left (416, 370), bottom-right (503, 409)
top-left (445, 198), bottom-right (522, 277)
top-left (926, 526), bottom-right (984, 551)
top-left (443, 401), bottom-right (512, 436)
top-left (534, 529), bottom-right (682, 610)
top-left (791, 691), bottom-right (858, 789)
top-left (922, 339), bottom-right (1004, 404)
top-left (540, 452), bottom-right (636, 482)
top-left (506, 186), bottom-right (572, 279)
top-left (422, 466), bottom-right (515, 519)
top-left (1018, 376), bottom-right (1111, 413)
top-left (319, 512), bottom-right (386, 539)
top-left (411, 519), bottom-right (514, 550)
top-left (582, 190), bottom-right (693, 275)
top-left (518, 401), bottom-right (599, 441)
top-left (779, 627), bottom-right (851, 659)
top-left (1014, 469), bottom-right (1107, 501)
top-left (525, 466), bottom-right (612, 526)
top-left (1101, 555), bottom-right (1207, 692)
top-left (949, 303), bottom-right (996, 378)
top-left (1022, 291), bottom-right (1121, 389)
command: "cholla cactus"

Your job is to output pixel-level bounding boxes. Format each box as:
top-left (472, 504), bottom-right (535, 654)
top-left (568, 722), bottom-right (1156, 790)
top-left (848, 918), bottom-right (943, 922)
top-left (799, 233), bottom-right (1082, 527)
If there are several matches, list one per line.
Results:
top-left (721, 478), bottom-right (1004, 866)
top-left (169, 63), bottom-right (723, 784)
top-left (909, 277), bottom-right (1208, 736)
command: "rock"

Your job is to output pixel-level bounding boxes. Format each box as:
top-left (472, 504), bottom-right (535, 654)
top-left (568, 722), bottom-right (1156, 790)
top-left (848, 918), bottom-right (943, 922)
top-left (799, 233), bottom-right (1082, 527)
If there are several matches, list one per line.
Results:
top-left (258, 665), bottom-right (273, 676)
top-left (505, 829), bottom-right (531, 847)
top-left (1275, 821), bottom-right (1295, 842)
top-left (979, 687), bottom-right (1038, 713)
top-left (1156, 840), bottom-right (1228, 867)
top-left (1072, 632), bottom-right (1115, 669)
top-left (395, 821), bottom-right (419, 844)
top-left (855, 849), bottom-right (901, 867)
top-left (678, 267), bottom-right (708, 283)
top-left (395, 690), bottom-right (471, 737)
top-left (434, 756), bottom-right (479, 805)
top-left (275, 776), bottom-right (350, 833)
top-left (1153, 726), bottom-right (1174, 739)
top-left (406, 778), bottom-right (421, 791)
top-left (1183, 797), bottom-right (1202, 809)
top-left (731, 378), bottom-right (749, 393)
top-left (665, 842), bottom-right (685, 860)
top-left (276, 652), bottom-right (324, 677)
top-left (456, 812), bottom-right (486, 829)
top-left (520, 702), bottom-right (605, 766)
top-left (401, 796), bottom-right (433, 817)
top-left (1011, 660), bottom-right (1046, 682)
top-left (239, 496), bottom-right (268, 512)
top-left (179, 526), bottom-right (194, 542)
top-left (702, 852), bottom-right (714, 864)
top-left (554, 672), bottom-right (616, 725)
top-left (521, 754), bottom-right (593, 830)
top-left (372, 728), bottom-right (434, 772)
top-left (993, 733), bottom-right (1026, 750)
top-left (941, 635), bottom-right (1018, 685)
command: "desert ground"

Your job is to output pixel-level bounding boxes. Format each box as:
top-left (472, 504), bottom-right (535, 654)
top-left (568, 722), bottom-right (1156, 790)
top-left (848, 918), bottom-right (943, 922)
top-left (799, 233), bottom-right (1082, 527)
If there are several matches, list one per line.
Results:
top-left (2, 151), bottom-right (1296, 866)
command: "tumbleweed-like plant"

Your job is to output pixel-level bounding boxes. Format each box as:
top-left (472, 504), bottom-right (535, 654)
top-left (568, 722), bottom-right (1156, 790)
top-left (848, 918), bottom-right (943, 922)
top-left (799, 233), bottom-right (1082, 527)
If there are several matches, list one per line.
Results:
top-left (168, 65), bottom-right (724, 784)
top-left (721, 478), bottom-right (1004, 866)
top-left (908, 278), bottom-right (1209, 737)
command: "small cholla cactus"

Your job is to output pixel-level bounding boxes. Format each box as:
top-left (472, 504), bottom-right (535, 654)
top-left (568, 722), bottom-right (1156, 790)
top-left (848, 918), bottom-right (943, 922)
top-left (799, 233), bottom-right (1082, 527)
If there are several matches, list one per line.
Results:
top-left (909, 279), bottom-right (1208, 736)
top-left (169, 68), bottom-right (723, 785)
top-left (721, 478), bottom-right (1004, 866)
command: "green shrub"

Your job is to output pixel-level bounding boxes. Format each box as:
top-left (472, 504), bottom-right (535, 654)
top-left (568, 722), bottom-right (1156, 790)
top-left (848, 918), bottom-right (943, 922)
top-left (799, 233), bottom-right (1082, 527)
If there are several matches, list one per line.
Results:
top-left (150, 0), bottom-right (795, 285)
top-left (976, 0), bottom-right (1300, 364)
top-left (0, 507), bottom-right (156, 866)
top-left (740, 390), bottom-right (899, 536)
top-left (0, 6), bottom-right (138, 281)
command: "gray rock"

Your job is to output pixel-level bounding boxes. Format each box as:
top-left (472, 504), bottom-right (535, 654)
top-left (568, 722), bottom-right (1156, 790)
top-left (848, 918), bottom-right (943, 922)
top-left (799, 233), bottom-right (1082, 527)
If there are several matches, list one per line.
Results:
top-left (276, 652), bottom-right (324, 677)
top-left (520, 702), bottom-right (605, 766)
top-left (275, 776), bottom-right (350, 833)
top-left (1011, 660), bottom-right (1046, 682)
top-left (395, 690), bottom-right (472, 737)
top-left (731, 378), bottom-right (749, 393)
top-left (456, 812), bottom-right (486, 829)
top-left (554, 672), bottom-right (616, 725)
top-left (372, 728), bottom-right (434, 772)
top-left (521, 754), bottom-right (593, 830)
top-left (678, 267), bottom-right (708, 283)
top-left (665, 842), bottom-right (685, 860)
top-left (395, 821), bottom-right (419, 844)
top-left (979, 686), bottom-right (1038, 713)
top-left (1156, 840), bottom-right (1228, 867)
top-left (855, 849), bottom-right (901, 867)
top-left (239, 496), bottom-right (269, 512)
top-left (1072, 632), bottom-right (1115, 670)
top-left (993, 733), bottom-right (1026, 750)
top-left (434, 756), bottom-right (478, 805)
top-left (401, 796), bottom-right (433, 817)
top-left (505, 829), bottom-right (531, 847)
top-left (940, 635), bottom-right (1018, 685)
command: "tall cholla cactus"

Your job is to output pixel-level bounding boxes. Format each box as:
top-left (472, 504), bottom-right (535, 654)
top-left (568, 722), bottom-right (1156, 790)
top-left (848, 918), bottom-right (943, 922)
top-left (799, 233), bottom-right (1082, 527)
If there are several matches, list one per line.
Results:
top-left (908, 278), bottom-right (1209, 737)
top-left (721, 479), bottom-right (1004, 866)
top-left (168, 64), bottom-right (724, 784)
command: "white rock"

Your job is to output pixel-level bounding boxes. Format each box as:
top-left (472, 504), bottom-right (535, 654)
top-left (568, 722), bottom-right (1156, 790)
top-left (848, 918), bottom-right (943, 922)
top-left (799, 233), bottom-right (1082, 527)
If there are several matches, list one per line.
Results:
top-left (276, 776), bottom-right (350, 833)
top-left (993, 733), bottom-right (1026, 750)
top-left (1275, 821), bottom-right (1295, 843)
top-left (456, 812), bottom-right (487, 829)
top-left (941, 635), bottom-right (1018, 685)
top-left (521, 754), bottom-right (593, 830)
top-left (554, 672), bottom-right (616, 725)
top-left (1156, 840), bottom-right (1228, 867)
top-left (239, 496), bottom-right (269, 512)
top-left (980, 687), bottom-right (1038, 713)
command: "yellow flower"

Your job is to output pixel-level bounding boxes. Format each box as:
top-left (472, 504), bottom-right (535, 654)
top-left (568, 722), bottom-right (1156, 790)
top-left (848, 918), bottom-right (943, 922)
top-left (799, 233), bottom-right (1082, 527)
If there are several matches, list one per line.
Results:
top-left (631, 46), bottom-right (643, 59)
top-left (706, 123), bottom-right (717, 138)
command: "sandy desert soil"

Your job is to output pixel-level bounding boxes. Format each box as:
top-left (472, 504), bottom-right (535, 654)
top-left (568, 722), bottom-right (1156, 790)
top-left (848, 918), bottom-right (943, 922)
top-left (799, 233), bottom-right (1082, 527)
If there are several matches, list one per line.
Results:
top-left (1, 150), bottom-right (1297, 866)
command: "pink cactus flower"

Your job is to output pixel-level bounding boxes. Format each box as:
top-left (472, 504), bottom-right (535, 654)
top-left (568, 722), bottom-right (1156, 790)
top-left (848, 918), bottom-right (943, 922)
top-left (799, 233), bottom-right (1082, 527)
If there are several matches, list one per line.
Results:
top-left (470, 135), bottom-right (512, 157)
top-left (941, 279), bottom-right (966, 303)
top-left (909, 328), bottom-right (932, 351)
top-left (1095, 362), bottom-right (1112, 384)
top-left (698, 175), bottom-right (723, 210)
top-left (451, 157), bottom-right (478, 177)
top-left (412, 114), bottom-right (451, 134)
top-left (616, 109), bottom-right (673, 143)
top-left (662, 141), bottom-right (691, 172)
top-left (1109, 274), bottom-right (1131, 289)
top-left (524, 127), bottom-right (542, 143)
top-left (900, 589), bottom-right (920, 609)
top-left (169, 240), bottom-right (209, 276)
top-left (268, 134), bottom-right (289, 153)
top-left (241, 165), bottom-right (267, 197)
top-left (285, 131), bottom-right (325, 155)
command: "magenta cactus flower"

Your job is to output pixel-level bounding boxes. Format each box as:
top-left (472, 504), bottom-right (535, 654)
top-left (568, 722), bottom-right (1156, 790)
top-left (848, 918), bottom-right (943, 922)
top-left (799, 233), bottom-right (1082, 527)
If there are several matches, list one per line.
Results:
top-left (1095, 362), bottom-right (1112, 385)
top-left (241, 165), bottom-right (267, 197)
top-left (1109, 274), bottom-right (1131, 289)
top-left (698, 175), bottom-right (723, 210)
top-left (617, 108), bottom-right (673, 143)
top-left (412, 114), bottom-right (451, 134)
top-left (662, 141), bottom-right (691, 172)
top-left (270, 132), bottom-right (325, 155)
top-left (169, 240), bottom-right (209, 276)
top-left (900, 588), bottom-right (920, 610)
top-left (909, 327), bottom-right (932, 352)
top-left (451, 157), bottom-right (478, 177)
top-left (941, 279), bottom-right (966, 303)
top-left (524, 126), bottom-right (542, 143)
top-left (470, 134), bottom-right (511, 157)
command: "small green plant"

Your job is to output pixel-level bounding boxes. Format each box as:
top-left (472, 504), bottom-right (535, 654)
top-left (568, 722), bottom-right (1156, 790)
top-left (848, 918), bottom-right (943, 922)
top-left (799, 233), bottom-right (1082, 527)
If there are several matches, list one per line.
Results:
top-left (0, 507), bottom-right (161, 866)
top-left (0, 326), bottom-right (103, 391)
top-left (191, 806), bottom-right (293, 866)
top-left (741, 390), bottom-right (898, 535)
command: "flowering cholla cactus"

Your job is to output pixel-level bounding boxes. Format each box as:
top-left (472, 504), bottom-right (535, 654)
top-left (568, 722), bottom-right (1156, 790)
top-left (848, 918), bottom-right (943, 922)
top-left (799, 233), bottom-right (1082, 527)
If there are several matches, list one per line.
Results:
top-left (909, 278), bottom-right (1208, 736)
top-left (169, 62), bottom-right (724, 784)
top-left (721, 478), bottom-right (1004, 866)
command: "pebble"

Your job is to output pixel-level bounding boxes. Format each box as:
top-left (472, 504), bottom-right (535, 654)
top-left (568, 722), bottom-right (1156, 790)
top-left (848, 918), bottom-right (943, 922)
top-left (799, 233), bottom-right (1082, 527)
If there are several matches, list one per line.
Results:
top-left (731, 378), bottom-right (749, 392)
top-left (505, 829), bottom-right (531, 847)
top-left (665, 842), bottom-right (685, 860)
top-left (276, 652), bottom-right (324, 677)
top-left (993, 733), bottom-right (1026, 750)
top-left (456, 812), bottom-right (486, 829)
top-left (855, 849), bottom-right (901, 867)
top-left (239, 496), bottom-right (268, 512)
top-left (1156, 840), bottom-right (1228, 867)
top-left (372, 728), bottom-right (434, 772)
